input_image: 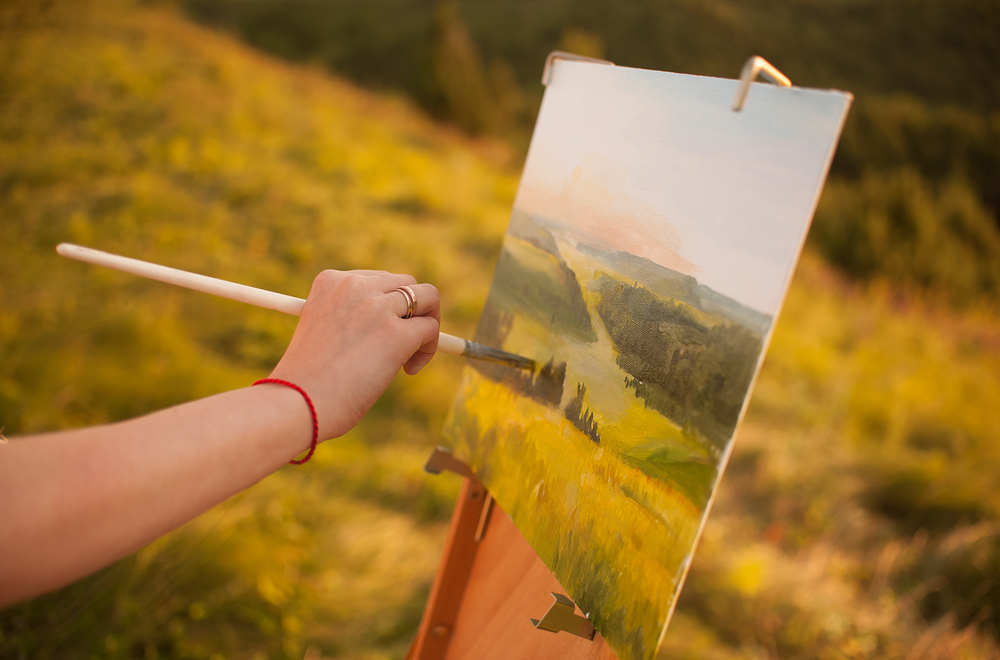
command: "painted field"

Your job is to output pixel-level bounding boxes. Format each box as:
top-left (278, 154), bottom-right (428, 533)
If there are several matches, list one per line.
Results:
top-left (448, 373), bottom-right (702, 659)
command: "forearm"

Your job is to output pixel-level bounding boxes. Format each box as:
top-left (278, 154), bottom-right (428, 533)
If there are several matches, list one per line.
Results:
top-left (0, 384), bottom-right (311, 606)
top-left (0, 268), bottom-right (441, 607)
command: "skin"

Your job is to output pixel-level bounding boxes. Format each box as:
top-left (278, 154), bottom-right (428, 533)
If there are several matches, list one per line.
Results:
top-left (0, 269), bottom-right (440, 607)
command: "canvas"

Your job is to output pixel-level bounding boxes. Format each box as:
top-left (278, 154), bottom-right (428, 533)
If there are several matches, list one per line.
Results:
top-left (443, 60), bottom-right (852, 660)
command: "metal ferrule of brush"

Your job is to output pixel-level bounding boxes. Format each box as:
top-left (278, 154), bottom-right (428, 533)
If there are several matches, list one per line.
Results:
top-left (462, 340), bottom-right (536, 370)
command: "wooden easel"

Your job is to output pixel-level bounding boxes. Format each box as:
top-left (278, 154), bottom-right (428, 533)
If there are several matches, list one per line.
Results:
top-left (405, 479), bottom-right (620, 659)
top-left (405, 450), bottom-right (618, 660)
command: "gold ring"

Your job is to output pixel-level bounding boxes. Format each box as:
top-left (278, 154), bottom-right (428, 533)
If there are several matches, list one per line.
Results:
top-left (394, 285), bottom-right (417, 319)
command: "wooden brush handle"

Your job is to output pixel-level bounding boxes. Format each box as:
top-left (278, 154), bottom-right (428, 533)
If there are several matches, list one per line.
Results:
top-left (56, 243), bottom-right (469, 356)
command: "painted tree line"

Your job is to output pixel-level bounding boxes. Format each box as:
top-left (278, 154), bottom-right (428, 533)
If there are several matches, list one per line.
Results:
top-left (596, 276), bottom-right (762, 451)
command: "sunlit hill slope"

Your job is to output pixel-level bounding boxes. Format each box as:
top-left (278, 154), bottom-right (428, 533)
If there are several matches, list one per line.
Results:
top-left (1, 0), bottom-right (513, 657)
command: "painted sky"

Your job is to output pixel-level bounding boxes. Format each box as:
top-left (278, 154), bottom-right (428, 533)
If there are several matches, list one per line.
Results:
top-left (515, 61), bottom-right (851, 314)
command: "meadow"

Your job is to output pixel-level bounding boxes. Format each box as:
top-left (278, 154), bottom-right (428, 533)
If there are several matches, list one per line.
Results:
top-left (2, 1), bottom-right (1000, 659)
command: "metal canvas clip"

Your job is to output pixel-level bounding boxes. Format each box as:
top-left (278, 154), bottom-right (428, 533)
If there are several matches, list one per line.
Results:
top-left (542, 50), bottom-right (615, 86)
top-left (529, 593), bottom-right (597, 640)
top-left (732, 55), bottom-right (792, 112)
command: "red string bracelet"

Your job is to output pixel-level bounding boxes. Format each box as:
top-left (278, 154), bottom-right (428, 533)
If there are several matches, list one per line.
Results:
top-left (252, 378), bottom-right (318, 465)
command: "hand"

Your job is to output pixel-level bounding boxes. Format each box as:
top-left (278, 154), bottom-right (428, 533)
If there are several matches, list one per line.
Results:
top-left (267, 270), bottom-right (441, 440)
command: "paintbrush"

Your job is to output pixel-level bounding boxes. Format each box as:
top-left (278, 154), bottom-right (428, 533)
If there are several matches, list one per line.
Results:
top-left (56, 243), bottom-right (535, 371)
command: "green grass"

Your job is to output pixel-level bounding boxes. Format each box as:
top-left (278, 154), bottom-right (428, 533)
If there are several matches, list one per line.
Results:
top-left (1, 1), bottom-right (999, 659)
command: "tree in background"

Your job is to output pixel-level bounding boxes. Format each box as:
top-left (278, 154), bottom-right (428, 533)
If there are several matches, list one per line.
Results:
top-left (415, 2), bottom-right (523, 137)
top-left (813, 170), bottom-right (1000, 306)
top-left (557, 27), bottom-right (605, 60)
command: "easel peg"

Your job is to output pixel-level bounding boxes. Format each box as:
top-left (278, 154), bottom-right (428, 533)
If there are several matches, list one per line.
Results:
top-left (529, 593), bottom-right (597, 641)
top-left (473, 493), bottom-right (494, 542)
top-left (424, 446), bottom-right (475, 479)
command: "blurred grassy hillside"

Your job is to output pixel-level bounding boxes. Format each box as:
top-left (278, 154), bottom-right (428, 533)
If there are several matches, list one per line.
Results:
top-left (1, 1), bottom-right (999, 659)
top-left (1, 0), bottom-right (511, 657)
top-left (186, 0), bottom-right (1000, 308)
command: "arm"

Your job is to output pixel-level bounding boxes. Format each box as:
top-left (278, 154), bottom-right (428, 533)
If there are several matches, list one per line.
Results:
top-left (0, 269), bottom-right (440, 606)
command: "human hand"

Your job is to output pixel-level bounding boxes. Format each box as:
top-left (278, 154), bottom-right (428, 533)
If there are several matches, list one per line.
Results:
top-left (266, 270), bottom-right (440, 440)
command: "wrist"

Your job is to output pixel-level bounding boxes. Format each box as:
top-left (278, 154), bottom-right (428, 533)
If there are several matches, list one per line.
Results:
top-left (250, 379), bottom-right (319, 464)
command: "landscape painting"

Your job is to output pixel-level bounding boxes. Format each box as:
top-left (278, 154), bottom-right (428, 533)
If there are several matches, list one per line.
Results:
top-left (443, 61), bottom-right (852, 660)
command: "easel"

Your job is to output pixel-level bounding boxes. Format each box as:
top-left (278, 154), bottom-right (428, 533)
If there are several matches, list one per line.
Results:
top-left (405, 53), bottom-right (799, 660)
top-left (405, 448), bottom-right (616, 660)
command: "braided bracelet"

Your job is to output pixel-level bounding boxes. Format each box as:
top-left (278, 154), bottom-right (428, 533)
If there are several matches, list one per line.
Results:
top-left (252, 378), bottom-right (318, 465)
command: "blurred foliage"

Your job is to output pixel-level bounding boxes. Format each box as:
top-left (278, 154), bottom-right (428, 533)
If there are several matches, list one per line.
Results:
top-left (665, 254), bottom-right (1000, 659)
top-left (813, 99), bottom-right (1000, 306)
top-left (183, 0), bottom-right (1000, 306)
top-left (813, 171), bottom-right (1000, 307)
top-left (412, 2), bottom-right (526, 139)
top-left (1, 0), bottom-right (999, 659)
top-left (0, 0), bottom-right (510, 656)
top-left (181, 0), bottom-right (999, 112)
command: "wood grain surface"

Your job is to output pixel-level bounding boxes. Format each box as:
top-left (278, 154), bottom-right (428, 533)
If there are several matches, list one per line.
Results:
top-left (408, 477), bottom-right (618, 660)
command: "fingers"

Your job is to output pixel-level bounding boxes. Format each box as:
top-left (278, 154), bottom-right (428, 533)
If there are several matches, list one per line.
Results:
top-left (401, 316), bottom-right (441, 375)
top-left (309, 269), bottom-right (442, 374)
top-left (391, 283), bottom-right (440, 374)
top-left (388, 283), bottom-right (440, 320)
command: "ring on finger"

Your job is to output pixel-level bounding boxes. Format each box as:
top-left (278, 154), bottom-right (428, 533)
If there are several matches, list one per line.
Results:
top-left (393, 285), bottom-right (417, 319)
